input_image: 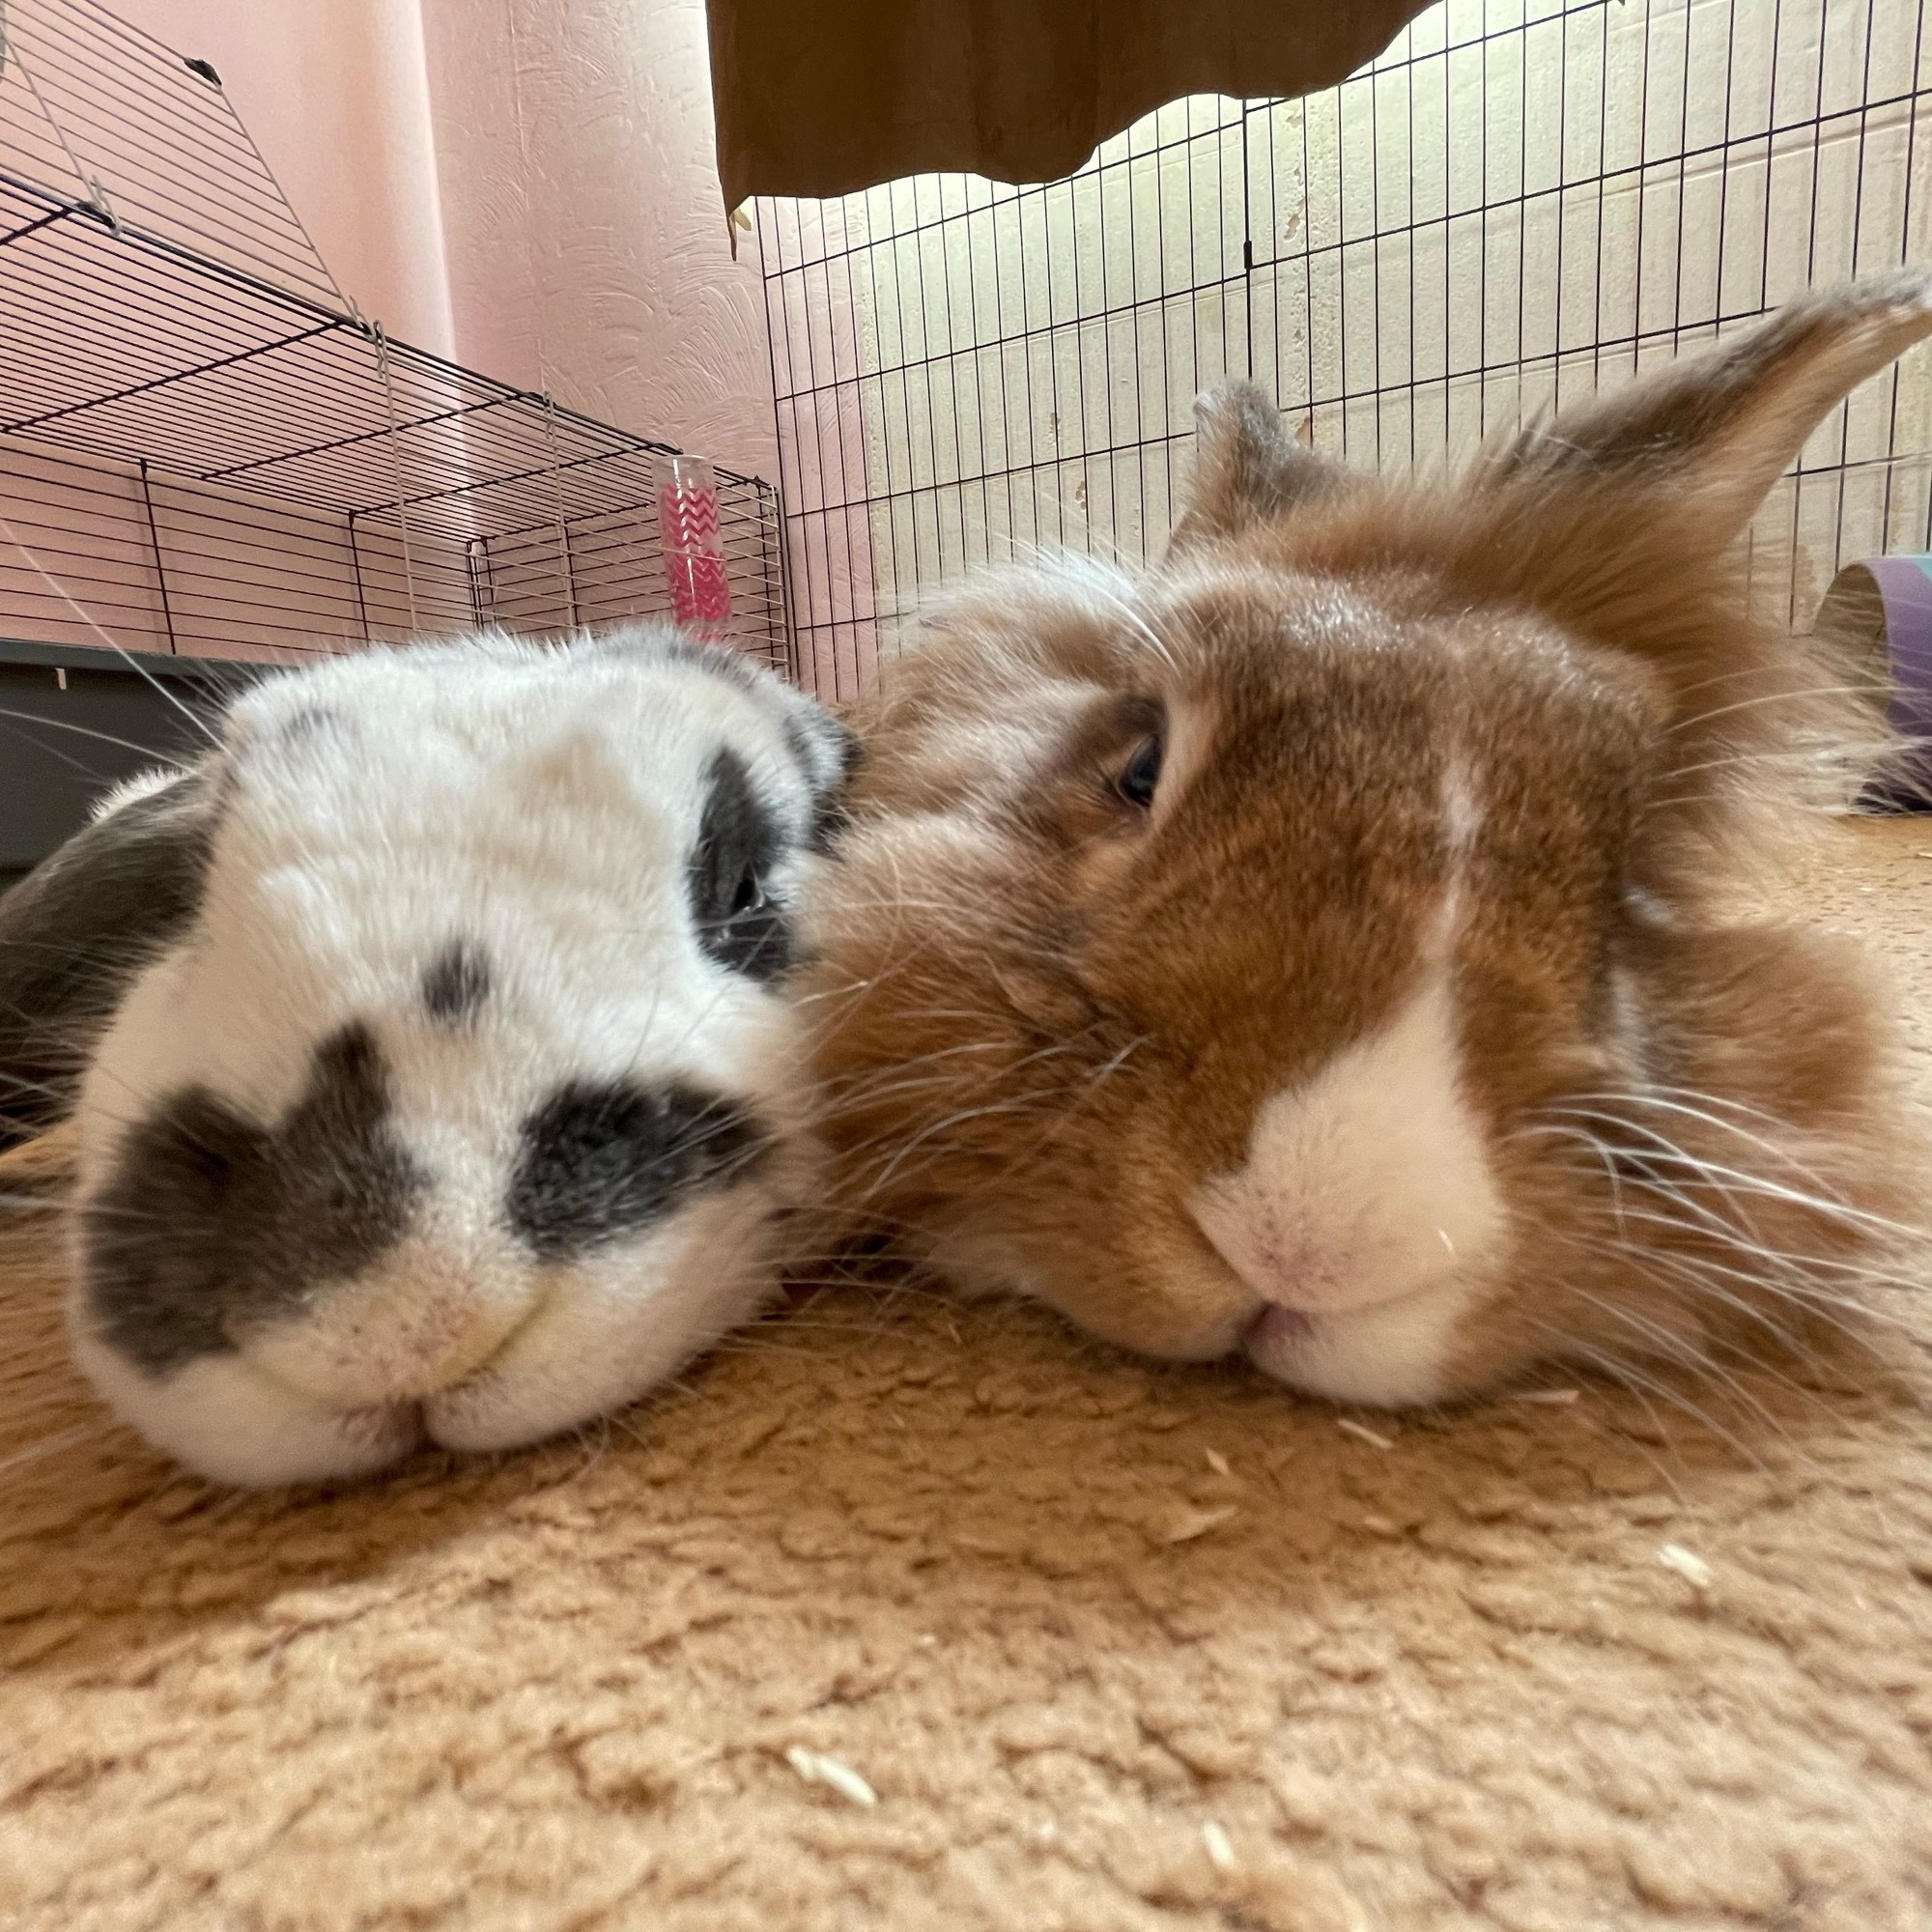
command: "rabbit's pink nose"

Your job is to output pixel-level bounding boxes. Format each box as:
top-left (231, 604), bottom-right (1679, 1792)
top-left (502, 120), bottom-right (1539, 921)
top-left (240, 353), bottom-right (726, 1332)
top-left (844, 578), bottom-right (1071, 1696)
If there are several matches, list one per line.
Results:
top-left (1191, 1187), bottom-right (1370, 1317)
top-left (1187, 975), bottom-right (1505, 1321)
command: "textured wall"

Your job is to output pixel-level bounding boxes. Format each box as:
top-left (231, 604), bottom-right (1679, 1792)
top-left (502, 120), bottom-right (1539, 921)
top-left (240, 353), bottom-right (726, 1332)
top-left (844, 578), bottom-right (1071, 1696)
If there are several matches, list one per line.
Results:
top-left (114, 0), bottom-right (778, 483)
top-left (420, 0), bottom-right (780, 483)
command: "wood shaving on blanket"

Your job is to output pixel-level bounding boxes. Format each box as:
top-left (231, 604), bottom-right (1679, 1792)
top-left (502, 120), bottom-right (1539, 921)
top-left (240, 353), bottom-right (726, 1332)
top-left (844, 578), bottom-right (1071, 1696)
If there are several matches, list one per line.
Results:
top-left (785, 1747), bottom-right (877, 1807)
top-left (1336, 1418), bottom-right (1396, 1450)
top-left (1161, 1504), bottom-right (1239, 1545)
top-left (1658, 1543), bottom-right (1715, 1591)
top-left (1201, 1821), bottom-right (1236, 1871)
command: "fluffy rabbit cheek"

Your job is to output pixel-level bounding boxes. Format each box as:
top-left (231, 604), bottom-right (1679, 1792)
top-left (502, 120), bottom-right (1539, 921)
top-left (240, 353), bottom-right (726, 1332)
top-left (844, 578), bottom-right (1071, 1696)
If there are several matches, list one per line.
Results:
top-left (69, 1344), bottom-right (425, 1489)
top-left (1189, 972), bottom-right (1508, 1406)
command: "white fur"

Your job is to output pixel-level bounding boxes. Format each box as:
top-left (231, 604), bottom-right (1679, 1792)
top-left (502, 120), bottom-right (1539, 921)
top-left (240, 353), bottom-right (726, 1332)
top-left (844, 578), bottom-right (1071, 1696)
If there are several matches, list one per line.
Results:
top-left (1441, 756), bottom-right (1482, 856)
top-left (92, 766), bottom-right (182, 819)
top-left (71, 1336), bottom-right (421, 1489)
top-left (1190, 972), bottom-right (1506, 1405)
top-left (65, 629), bottom-right (830, 1485)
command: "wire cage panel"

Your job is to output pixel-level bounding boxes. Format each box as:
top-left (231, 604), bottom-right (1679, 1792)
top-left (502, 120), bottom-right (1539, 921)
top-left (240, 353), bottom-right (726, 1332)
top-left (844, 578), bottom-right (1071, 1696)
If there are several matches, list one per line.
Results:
top-left (758, 0), bottom-right (1932, 700)
top-left (0, 0), bottom-right (344, 305)
top-left (0, 434), bottom-right (477, 659)
top-left (2, 0), bottom-right (790, 677)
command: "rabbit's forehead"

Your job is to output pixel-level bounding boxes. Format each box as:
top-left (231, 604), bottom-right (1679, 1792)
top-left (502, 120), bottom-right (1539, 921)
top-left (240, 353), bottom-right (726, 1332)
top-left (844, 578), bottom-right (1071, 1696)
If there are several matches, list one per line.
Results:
top-left (227, 651), bottom-right (794, 815)
top-left (1140, 582), bottom-right (1654, 933)
top-left (205, 659), bottom-right (812, 929)
top-left (1151, 566), bottom-right (1656, 751)
top-left (79, 647), bottom-right (823, 1135)
top-left (1058, 577), bottom-right (1655, 1147)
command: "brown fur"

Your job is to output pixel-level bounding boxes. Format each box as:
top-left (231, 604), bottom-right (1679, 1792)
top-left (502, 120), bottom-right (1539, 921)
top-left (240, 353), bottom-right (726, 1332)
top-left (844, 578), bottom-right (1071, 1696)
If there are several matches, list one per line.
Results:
top-left (801, 271), bottom-right (1932, 1402)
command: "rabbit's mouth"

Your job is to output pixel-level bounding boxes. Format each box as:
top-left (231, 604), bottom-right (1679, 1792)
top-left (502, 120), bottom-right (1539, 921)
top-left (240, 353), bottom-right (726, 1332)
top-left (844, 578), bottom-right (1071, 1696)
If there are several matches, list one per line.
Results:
top-left (1239, 1285), bottom-right (1464, 1407)
top-left (238, 1263), bottom-right (551, 1416)
top-left (334, 1398), bottom-right (426, 1463)
top-left (1243, 1303), bottom-right (1316, 1350)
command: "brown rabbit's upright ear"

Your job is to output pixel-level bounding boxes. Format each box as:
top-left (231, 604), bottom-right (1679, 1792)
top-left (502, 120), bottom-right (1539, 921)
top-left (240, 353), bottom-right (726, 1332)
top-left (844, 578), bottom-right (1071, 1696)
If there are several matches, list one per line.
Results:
top-left (1492, 267), bottom-right (1932, 554)
top-left (1452, 270), bottom-right (1932, 844)
top-left (1166, 381), bottom-right (1351, 555)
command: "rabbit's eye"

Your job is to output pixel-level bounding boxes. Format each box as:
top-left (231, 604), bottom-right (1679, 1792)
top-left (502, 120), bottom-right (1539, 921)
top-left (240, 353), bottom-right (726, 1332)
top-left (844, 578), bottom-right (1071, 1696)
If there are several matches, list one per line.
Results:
top-left (689, 748), bottom-right (791, 980)
top-left (1116, 734), bottom-right (1164, 810)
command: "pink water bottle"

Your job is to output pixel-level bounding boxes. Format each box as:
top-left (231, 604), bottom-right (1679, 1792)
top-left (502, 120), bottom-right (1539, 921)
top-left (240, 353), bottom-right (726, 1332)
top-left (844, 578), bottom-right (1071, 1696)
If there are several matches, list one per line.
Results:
top-left (657, 453), bottom-right (732, 634)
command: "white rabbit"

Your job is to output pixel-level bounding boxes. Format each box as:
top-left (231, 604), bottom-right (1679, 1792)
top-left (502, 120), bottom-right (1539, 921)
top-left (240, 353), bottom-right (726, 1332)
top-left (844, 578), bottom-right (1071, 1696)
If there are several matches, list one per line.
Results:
top-left (0, 626), bottom-right (853, 1486)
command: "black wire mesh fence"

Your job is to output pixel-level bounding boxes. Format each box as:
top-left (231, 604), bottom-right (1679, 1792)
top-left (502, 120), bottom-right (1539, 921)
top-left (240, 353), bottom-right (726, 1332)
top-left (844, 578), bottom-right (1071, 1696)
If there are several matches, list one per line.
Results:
top-left (1, 0), bottom-right (789, 671)
top-left (757, 0), bottom-right (1932, 702)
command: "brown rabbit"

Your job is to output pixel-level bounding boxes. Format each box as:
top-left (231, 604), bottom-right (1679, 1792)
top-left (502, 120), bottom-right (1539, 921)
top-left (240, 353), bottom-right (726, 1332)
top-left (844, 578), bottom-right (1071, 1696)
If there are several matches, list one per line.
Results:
top-left (802, 269), bottom-right (1932, 1407)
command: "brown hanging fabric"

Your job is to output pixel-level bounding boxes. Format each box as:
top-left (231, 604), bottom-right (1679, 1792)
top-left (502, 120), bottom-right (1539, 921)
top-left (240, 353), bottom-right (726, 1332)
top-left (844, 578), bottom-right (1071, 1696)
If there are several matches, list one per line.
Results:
top-left (705, 0), bottom-right (1436, 213)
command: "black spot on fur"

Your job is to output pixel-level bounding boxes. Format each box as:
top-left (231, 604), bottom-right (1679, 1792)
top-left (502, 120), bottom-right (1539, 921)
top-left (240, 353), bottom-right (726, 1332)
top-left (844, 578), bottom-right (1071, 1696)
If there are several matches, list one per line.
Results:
top-left (687, 748), bottom-right (791, 980)
top-left (80, 1024), bottom-right (425, 1374)
top-left (0, 770), bottom-right (218, 1151)
top-left (505, 1080), bottom-right (770, 1261)
top-left (421, 939), bottom-right (491, 1025)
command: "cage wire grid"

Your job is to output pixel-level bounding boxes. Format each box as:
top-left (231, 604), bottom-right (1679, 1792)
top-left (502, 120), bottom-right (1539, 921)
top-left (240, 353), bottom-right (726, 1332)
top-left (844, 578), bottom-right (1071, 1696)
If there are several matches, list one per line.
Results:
top-left (0, 0), bottom-right (789, 673)
top-left (757, 0), bottom-right (1932, 703)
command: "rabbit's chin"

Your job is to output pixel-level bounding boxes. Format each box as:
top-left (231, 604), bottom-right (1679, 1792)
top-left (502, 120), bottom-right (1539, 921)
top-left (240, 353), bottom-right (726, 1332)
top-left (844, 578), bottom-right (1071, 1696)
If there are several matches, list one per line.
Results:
top-left (1241, 1292), bottom-right (1473, 1407)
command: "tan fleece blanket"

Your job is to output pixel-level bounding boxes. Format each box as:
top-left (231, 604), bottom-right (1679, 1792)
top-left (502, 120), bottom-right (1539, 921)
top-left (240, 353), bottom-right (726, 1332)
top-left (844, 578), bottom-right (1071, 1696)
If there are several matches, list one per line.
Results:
top-left (1, 821), bottom-right (1929, 1931)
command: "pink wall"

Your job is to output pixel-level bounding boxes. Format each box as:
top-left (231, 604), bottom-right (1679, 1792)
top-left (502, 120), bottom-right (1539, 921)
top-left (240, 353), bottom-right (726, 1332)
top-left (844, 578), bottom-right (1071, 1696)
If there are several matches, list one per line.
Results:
top-left (111, 0), bottom-right (456, 357)
top-left (112, 0), bottom-right (778, 484)
top-left (421, 0), bottom-right (780, 484)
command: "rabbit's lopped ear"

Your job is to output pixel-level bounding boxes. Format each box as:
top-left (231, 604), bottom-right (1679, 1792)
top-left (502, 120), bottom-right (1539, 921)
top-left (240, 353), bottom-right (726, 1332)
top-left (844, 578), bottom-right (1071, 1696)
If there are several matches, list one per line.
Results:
top-left (1490, 267), bottom-right (1932, 553)
top-left (1166, 381), bottom-right (1352, 555)
top-left (0, 768), bottom-right (219, 1151)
